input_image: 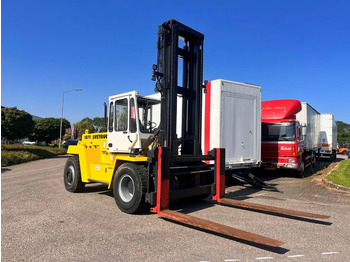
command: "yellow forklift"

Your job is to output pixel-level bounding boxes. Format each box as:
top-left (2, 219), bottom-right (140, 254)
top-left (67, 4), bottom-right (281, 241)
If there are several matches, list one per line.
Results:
top-left (64, 19), bottom-right (329, 247)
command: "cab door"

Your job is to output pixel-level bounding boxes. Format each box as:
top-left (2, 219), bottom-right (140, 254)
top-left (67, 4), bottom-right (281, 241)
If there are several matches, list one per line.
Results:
top-left (107, 92), bottom-right (138, 153)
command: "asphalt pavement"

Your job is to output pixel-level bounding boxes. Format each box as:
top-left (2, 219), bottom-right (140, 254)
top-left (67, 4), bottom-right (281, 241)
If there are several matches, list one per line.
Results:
top-left (2, 155), bottom-right (350, 261)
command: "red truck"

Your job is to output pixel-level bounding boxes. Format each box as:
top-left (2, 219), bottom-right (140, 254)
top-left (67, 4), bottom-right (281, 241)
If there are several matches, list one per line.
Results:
top-left (261, 100), bottom-right (320, 177)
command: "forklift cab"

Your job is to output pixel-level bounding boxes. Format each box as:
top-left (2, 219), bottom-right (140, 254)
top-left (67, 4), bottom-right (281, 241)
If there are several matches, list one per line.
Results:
top-left (107, 91), bottom-right (160, 153)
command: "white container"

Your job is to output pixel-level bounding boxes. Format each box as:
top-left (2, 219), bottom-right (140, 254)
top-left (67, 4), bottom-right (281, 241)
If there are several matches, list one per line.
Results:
top-left (319, 113), bottom-right (337, 157)
top-left (202, 79), bottom-right (261, 169)
top-left (295, 102), bottom-right (321, 151)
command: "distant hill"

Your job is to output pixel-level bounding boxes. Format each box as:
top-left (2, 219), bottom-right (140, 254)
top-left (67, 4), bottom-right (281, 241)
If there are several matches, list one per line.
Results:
top-left (337, 121), bottom-right (350, 133)
top-left (32, 115), bottom-right (42, 120)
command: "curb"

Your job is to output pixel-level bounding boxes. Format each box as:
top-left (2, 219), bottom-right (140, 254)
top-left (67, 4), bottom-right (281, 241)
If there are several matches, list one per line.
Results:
top-left (322, 178), bottom-right (350, 193)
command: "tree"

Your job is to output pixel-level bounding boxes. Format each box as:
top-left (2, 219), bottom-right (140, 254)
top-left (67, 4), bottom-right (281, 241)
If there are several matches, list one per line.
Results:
top-left (1, 107), bottom-right (35, 142)
top-left (336, 121), bottom-right (350, 144)
top-left (92, 117), bottom-right (105, 132)
top-left (30, 118), bottom-right (70, 145)
top-left (337, 121), bottom-right (350, 133)
top-left (74, 117), bottom-right (95, 134)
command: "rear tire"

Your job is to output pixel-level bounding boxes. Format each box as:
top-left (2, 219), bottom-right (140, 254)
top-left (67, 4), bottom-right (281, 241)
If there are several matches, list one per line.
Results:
top-left (113, 163), bottom-right (148, 214)
top-left (312, 153), bottom-right (316, 167)
top-left (332, 150), bottom-right (336, 161)
top-left (64, 156), bottom-right (85, 192)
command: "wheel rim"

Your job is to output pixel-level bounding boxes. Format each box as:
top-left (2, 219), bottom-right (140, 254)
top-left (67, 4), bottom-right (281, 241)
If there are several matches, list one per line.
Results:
top-left (118, 174), bottom-right (135, 203)
top-left (66, 166), bottom-right (75, 185)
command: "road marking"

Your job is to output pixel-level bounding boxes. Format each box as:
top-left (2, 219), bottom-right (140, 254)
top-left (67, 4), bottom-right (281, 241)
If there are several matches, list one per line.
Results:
top-left (321, 252), bottom-right (339, 255)
top-left (200, 251), bottom-right (339, 262)
top-left (288, 255), bottom-right (305, 258)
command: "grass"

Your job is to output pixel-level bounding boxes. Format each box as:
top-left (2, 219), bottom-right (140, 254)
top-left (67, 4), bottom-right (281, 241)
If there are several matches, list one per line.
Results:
top-left (325, 159), bottom-right (350, 187)
top-left (1, 145), bottom-right (67, 167)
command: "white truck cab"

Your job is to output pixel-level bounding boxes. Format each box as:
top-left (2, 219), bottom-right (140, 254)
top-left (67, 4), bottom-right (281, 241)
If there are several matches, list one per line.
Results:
top-left (107, 91), bottom-right (160, 153)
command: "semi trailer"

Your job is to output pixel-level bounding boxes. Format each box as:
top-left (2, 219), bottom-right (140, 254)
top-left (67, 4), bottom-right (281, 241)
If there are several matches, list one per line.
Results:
top-left (319, 113), bottom-right (337, 160)
top-left (64, 19), bottom-right (329, 247)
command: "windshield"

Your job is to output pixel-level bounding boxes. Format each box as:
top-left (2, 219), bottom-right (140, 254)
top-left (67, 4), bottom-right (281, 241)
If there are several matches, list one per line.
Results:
top-left (262, 122), bottom-right (296, 141)
top-left (137, 98), bottom-right (160, 133)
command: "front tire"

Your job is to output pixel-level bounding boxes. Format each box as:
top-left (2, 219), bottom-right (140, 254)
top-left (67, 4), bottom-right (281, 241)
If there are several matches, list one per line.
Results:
top-left (113, 163), bottom-right (148, 214)
top-left (64, 156), bottom-right (85, 192)
top-left (297, 162), bottom-right (305, 178)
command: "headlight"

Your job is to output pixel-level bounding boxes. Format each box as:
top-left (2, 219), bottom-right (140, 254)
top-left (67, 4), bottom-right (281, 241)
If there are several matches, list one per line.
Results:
top-left (288, 158), bottom-right (295, 163)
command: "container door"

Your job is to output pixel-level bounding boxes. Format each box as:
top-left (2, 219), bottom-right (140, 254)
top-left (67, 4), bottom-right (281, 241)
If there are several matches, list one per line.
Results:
top-left (221, 92), bottom-right (256, 163)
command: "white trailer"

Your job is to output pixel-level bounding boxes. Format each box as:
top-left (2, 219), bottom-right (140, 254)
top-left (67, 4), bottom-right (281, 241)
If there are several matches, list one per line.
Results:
top-left (319, 113), bottom-right (337, 160)
top-left (202, 79), bottom-right (261, 169)
top-left (295, 102), bottom-right (321, 152)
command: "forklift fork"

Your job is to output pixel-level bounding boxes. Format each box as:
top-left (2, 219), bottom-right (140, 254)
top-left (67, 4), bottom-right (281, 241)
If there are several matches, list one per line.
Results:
top-left (151, 147), bottom-right (284, 247)
top-left (150, 147), bottom-right (329, 247)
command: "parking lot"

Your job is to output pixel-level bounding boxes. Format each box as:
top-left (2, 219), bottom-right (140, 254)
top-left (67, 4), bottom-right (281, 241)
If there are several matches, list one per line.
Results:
top-left (2, 155), bottom-right (350, 261)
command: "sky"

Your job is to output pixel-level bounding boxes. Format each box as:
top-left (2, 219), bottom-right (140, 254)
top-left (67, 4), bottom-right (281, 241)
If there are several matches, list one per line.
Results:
top-left (2, 0), bottom-right (350, 125)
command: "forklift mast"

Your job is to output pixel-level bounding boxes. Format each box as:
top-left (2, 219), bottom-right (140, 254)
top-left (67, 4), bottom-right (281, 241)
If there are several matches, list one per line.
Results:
top-left (152, 19), bottom-right (204, 156)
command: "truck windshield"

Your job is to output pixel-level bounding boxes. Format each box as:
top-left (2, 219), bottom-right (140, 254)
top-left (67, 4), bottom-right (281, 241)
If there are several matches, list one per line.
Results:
top-left (262, 122), bottom-right (296, 141)
top-left (137, 98), bottom-right (160, 133)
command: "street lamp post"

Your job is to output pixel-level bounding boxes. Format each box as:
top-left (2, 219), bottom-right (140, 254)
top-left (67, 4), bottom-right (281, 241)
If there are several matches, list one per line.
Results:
top-left (59, 89), bottom-right (83, 148)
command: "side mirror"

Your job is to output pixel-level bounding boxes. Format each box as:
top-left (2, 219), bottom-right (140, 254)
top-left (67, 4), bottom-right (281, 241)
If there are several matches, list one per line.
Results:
top-left (301, 125), bottom-right (307, 137)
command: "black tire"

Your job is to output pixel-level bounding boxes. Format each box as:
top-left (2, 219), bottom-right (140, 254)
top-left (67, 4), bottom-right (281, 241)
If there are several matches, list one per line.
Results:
top-left (113, 163), bottom-right (148, 214)
top-left (332, 150), bottom-right (336, 161)
top-left (312, 154), bottom-right (316, 167)
top-left (64, 156), bottom-right (85, 192)
top-left (297, 162), bottom-right (304, 178)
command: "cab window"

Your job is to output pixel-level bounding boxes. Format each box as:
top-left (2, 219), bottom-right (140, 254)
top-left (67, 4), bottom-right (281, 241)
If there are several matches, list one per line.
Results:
top-left (130, 98), bottom-right (136, 133)
top-left (115, 99), bottom-right (128, 131)
top-left (108, 102), bottom-right (114, 132)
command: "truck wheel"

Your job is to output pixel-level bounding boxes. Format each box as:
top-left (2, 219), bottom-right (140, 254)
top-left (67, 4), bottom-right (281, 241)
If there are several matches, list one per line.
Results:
top-left (332, 150), bottom-right (336, 161)
top-left (298, 162), bottom-right (304, 178)
top-left (312, 154), bottom-right (316, 167)
top-left (64, 156), bottom-right (85, 192)
top-left (113, 163), bottom-right (148, 214)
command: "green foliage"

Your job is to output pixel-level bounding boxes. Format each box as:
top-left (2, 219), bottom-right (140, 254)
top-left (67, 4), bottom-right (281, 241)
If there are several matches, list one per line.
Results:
top-left (1, 145), bottom-right (67, 167)
top-left (63, 135), bottom-right (72, 140)
top-left (30, 118), bottom-right (71, 144)
top-left (337, 121), bottom-right (350, 144)
top-left (337, 121), bottom-right (350, 133)
top-left (338, 133), bottom-right (350, 144)
top-left (1, 107), bottom-right (35, 141)
top-left (326, 159), bottom-right (350, 187)
top-left (74, 117), bottom-right (96, 133)
top-left (92, 117), bottom-right (106, 131)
